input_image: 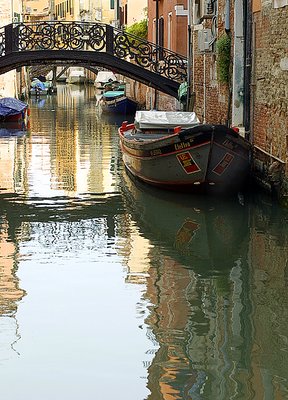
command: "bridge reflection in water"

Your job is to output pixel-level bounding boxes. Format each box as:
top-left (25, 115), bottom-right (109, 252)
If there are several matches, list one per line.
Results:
top-left (0, 85), bottom-right (287, 399)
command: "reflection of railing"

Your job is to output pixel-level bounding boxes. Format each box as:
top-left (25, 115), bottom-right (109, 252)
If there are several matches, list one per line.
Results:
top-left (0, 21), bottom-right (187, 82)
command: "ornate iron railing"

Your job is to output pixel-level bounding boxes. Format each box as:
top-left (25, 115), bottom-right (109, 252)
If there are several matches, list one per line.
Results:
top-left (0, 21), bottom-right (187, 82)
top-left (0, 28), bottom-right (4, 57)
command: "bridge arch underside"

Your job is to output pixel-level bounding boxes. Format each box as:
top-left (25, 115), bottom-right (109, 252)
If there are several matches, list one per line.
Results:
top-left (0, 50), bottom-right (180, 98)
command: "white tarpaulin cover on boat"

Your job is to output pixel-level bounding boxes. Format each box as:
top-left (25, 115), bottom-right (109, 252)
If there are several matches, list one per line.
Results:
top-left (95, 71), bottom-right (117, 83)
top-left (135, 111), bottom-right (200, 129)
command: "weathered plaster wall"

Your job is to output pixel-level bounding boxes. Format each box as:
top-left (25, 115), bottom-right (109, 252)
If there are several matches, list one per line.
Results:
top-left (0, 0), bottom-right (18, 98)
top-left (252, 5), bottom-right (288, 165)
top-left (126, 0), bottom-right (147, 26)
top-left (251, 2), bottom-right (288, 199)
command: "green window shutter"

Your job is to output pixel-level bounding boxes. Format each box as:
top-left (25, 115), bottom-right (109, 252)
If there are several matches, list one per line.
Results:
top-left (110, 0), bottom-right (114, 9)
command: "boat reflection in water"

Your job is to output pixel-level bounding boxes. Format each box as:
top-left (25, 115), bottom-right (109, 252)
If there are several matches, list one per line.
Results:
top-left (121, 169), bottom-right (251, 399)
top-left (122, 169), bottom-right (248, 277)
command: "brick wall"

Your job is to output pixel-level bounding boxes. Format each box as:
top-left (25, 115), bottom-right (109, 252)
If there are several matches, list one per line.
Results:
top-left (127, 78), bottom-right (179, 111)
top-left (192, 0), bottom-right (288, 199)
top-left (252, 7), bottom-right (288, 167)
top-left (192, 1), bottom-right (233, 125)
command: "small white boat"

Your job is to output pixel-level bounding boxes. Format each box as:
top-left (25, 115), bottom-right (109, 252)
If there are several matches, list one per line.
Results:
top-left (94, 71), bottom-right (117, 90)
top-left (66, 67), bottom-right (86, 84)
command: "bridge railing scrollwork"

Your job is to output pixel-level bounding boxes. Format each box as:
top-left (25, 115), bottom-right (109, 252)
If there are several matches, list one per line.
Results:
top-left (0, 21), bottom-right (187, 82)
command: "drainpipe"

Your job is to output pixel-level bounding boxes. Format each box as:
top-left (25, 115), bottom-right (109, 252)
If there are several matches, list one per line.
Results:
top-left (187, 0), bottom-right (192, 110)
top-left (225, 0), bottom-right (230, 32)
top-left (203, 53), bottom-right (206, 123)
top-left (250, 20), bottom-right (256, 145)
top-left (114, 0), bottom-right (120, 27)
top-left (231, 0), bottom-right (244, 128)
top-left (155, 0), bottom-right (159, 52)
top-left (154, 0), bottom-right (159, 109)
top-left (243, 0), bottom-right (252, 141)
top-left (224, 0), bottom-right (232, 126)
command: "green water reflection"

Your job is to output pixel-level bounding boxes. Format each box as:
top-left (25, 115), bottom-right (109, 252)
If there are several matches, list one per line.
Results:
top-left (0, 84), bottom-right (287, 399)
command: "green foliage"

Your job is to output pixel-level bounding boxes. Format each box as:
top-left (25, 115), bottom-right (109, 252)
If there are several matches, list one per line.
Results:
top-left (216, 35), bottom-right (231, 84)
top-left (125, 19), bottom-right (148, 40)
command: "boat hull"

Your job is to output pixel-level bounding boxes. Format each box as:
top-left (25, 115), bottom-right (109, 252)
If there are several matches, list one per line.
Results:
top-left (119, 124), bottom-right (251, 193)
top-left (102, 96), bottom-right (137, 114)
top-left (30, 88), bottom-right (49, 96)
top-left (0, 111), bottom-right (26, 122)
top-left (0, 97), bottom-right (28, 122)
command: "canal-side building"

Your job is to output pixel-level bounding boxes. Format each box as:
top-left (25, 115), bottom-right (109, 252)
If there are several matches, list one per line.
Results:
top-left (79, 0), bottom-right (115, 24)
top-left (142, 0), bottom-right (189, 110)
top-left (250, 0), bottom-right (288, 201)
top-left (23, 0), bottom-right (50, 21)
top-left (147, 0), bottom-right (188, 56)
top-left (193, 0), bottom-right (288, 200)
top-left (119, 0), bottom-right (147, 26)
top-left (147, 0), bottom-right (288, 200)
top-left (54, 0), bottom-right (80, 20)
top-left (188, 0), bottom-right (288, 199)
top-left (0, 0), bottom-right (26, 98)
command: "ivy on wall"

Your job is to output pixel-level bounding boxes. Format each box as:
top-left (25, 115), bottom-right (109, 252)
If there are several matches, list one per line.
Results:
top-left (216, 34), bottom-right (231, 84)
top-left (125, 19), bottom-right (148, 40)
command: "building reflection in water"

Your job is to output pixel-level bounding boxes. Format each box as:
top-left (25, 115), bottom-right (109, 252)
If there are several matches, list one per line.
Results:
top-left (0, 214), bottom-right (26, 361)
top-left (28, 84), bottom-right (119, 197)
top-left (0, 130), bottom-right (27, 361)
top-left (0, 218), bottom-right (26, 315)
top-left (121, 169), bottom-right (288, 399)
top-left (248, 196), bottom-right (288, 398)
top-left (0, 85), bottom-right (287, 398)
top-left (0, 84), bottom-right (121, 366)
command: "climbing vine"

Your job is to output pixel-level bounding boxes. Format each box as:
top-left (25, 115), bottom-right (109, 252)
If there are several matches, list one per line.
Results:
top-left (216, 34), bottom-right (231, 84)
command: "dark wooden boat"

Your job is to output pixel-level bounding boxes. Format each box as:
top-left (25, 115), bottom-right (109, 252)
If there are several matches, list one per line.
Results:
top-left (119, 111), bottom-right (252, 193)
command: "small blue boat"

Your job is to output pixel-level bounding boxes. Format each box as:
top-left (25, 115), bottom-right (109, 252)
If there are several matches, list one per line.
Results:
top-left (101, 92), bottom-right (138, 114)
top-left (102, 90), bottom-right (125, 101)
top-left (101, 91), bottom-right (138, 115)
top-left (30, 78), bottom-right (53, 96)
top-left (0, 97), bottom-right (28, 122)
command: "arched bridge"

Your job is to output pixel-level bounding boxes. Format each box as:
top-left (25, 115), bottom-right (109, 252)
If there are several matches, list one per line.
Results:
top-left (0, 21), bottom-right (187, 98)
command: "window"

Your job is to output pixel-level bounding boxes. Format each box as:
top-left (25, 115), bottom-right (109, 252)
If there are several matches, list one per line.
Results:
top-left (159, 17), bottom-right (164, 47)
top-left (168, 13), bottom-right (172, 50)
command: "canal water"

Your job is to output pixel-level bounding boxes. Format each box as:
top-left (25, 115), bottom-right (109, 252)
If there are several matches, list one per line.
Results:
top-left (0, 84), bottom-right (288, 399)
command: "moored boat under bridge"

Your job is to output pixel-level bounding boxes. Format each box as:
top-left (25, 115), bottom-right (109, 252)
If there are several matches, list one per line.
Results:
top-left (0, 21), bottom-right (188, 98)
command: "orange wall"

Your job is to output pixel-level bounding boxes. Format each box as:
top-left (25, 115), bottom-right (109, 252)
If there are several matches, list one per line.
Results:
top-left (148, 0), bottom-right (188, 56)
